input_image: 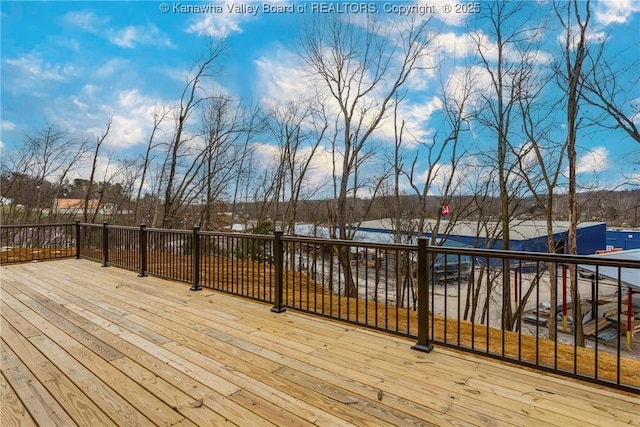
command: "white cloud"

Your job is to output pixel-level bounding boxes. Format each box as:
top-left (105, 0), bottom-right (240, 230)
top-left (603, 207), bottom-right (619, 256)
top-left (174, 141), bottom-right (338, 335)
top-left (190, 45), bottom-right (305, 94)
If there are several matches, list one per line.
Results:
top-left (431, 32), bottom-right (476, 58)
top-left (110, 23), bottom-right (173, 49)
top-left (373, 97), bottom-right (442, 144)
top-left (303, 146), bottom-right (339, 191)
top-left (594, 0), bottom-right (640, 25)
top-left (63, 10), bottom-right (110, 33)
top-left (81, 84), bottom-right (98, 98)
top-left (95, 58), bottom-right (129, 77)
top-left (64, 10), bottom-right (172, 48)
top-left (186, 2), bottom-right (254, 38)
top-left (469, 30), bottom-right (552, 64)
top-left (187, 14), bottom-right (243, 37)
top-left (55, 37), bottom-right (81, 52)
top-left (424, 1), bottom-right (469, 26)
top-left (94, 89), bottom-right (176, 149)
top-left (444, 64), bottom-right (494, 115)
top-left (575, 147), bottom-right (610, 174)
top-left (99, 114), bottom-right (145, 148)
top-left (48, 87), bottom-right (175, 151)
top-left (254, 48), bottom-right (311, 108)
top-left (412, 156), bottom-right (480, 196)
top-left (66, 154), bottom-right (123, 184)
top-left (5, 53), bottom-right (76, 82)
top-left (185, 0), bottom-right (290, 37)
top-left (517, 141), bottom-right (539, 172)
top-left (71, 96), bottom-right (89, 112)
top-left (559, 26), bottom-right (608, 48)
top-left (1, 121), bottom-right (17, 131)
top-left (254, 42), bottom-right (441, 149)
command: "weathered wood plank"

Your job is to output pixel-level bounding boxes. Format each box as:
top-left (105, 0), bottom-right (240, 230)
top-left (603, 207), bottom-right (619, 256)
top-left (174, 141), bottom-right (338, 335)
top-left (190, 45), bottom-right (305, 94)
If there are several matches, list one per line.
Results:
top-left (1, 329), bottom-right (114, 426)
top-left (9, 270), bottom-right (247, 425)
top-left (111, 357), bottom-right (271, 427)
top-left (20, 309), bottom-right (186, 426)
top-left (27, 334), bottom-right (154, 427)
top-left (74, 307), bottom-right (245, 397)
top-left (228, 389), bottom-right (315, 427)
top-left (275, 366), bottom-right (437, 426)
top-left (162, 341), bottom-right (364, 427)
top-left (3, 281), bottom-right (125, 362)
top-left (0, 300), bottom-right (43, 339)
top-left (0, 371), bottom-right (37, 427)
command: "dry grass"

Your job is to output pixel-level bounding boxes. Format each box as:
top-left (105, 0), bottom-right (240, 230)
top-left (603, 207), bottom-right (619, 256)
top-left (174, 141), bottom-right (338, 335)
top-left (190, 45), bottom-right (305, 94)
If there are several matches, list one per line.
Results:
top-left (0, 247), bottom-right (75, 263)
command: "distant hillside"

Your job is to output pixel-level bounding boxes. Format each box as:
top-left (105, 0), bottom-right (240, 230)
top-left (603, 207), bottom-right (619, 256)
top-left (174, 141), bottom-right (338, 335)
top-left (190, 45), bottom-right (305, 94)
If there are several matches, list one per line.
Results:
top-left (235, 189), bottom-right (640, 228)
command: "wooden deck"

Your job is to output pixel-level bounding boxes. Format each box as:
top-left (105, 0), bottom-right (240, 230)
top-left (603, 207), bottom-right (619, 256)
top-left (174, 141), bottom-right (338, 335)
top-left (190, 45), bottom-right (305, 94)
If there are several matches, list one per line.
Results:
top-left (1, 259), bottom-right (638, 426)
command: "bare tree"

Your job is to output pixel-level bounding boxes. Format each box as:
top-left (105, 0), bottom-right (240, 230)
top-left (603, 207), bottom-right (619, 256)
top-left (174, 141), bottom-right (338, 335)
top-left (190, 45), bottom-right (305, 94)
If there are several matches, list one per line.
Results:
top-left (195, 96), bottom-right (257, 230)
top-left (89, 152), bottom-right (124, 224)
top-left (514, 67), bottom-right (567, 337)
top-left (229, 103), bottom-right (266, 229)
top-left (554, 0), bottom-right (592, 346)
top-left (115, 158), bottom-right (140, 223)
top-left (389, 94), bottom-right (410, 245)
top-left (268, 98), bottom-right (328, 234)
top-left (83, 116), bottom-right (112, 222)
top-left (12, 124), bottom-right (87, 223)
top-left (161, 40), bottom-right (226, 228)
top-left (380, 62), bottom-right (475, 309)
top-left (581, 40), bottom-right (640, 143)
top-left (133, 105), bottom-right (172, 225)
top-left (407, 63), bottom-right (476, 241)
top-left (300, 14), bottom-right (433, 296)
top-left (461, 163), bottom-right (502, 325)
top-left (470, 0), bottom-right (547, 330)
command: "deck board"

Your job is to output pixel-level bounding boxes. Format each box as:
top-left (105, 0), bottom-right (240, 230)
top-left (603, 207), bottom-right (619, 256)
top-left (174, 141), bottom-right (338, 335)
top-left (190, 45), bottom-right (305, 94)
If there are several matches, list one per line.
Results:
top-left (1, 259), bottom-right (638, 426)
top-left (0, 371), bottom-right (38, 427)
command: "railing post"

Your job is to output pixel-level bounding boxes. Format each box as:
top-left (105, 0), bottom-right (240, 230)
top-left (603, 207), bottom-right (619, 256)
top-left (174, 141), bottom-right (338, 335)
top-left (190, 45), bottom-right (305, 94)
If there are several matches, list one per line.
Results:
top-left (138, 224), bottom-right (147, 277)
top-left (102, 222), bottom-right (109, 267)
top-left (627, 288), bottom-right (633, 351)
top-left (562, 264), bottom-right (568, 333)
top-left (412, 237), bottom-right (433, 352)
top-left (75, 220), bottom-right (81, 259)
top-left (190, 226), bottom-right (202, 291)
top-left (271, 229), bottom-right (286, 313)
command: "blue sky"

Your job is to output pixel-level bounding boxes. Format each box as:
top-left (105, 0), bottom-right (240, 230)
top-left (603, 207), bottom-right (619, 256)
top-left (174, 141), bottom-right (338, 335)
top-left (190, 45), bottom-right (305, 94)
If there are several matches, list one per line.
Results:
top-left (1, 0), bottom-right (639, 197)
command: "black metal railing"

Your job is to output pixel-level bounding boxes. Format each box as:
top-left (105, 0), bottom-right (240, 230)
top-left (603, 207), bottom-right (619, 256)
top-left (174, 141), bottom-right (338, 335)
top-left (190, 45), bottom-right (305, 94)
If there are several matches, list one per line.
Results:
top-left (1, 222), bottom-right (638, 393)
top-left (198, 231), bottom-right (276, 301)
top-left (78, 222), bottom-right (103, 263)
top-left (0, 223), bottom-right (76, 263)
top-left (280, 234), bottom-right (420, 335)
top-left (421, 245), bottom-right (639, 392)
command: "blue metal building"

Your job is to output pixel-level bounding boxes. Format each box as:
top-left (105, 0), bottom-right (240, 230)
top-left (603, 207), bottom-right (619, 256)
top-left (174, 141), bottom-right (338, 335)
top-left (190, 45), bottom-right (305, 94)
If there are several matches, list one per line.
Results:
top-left (357, 220), bottom-right (607, 255)
top-left (606, 229), bottom-right (640, 250)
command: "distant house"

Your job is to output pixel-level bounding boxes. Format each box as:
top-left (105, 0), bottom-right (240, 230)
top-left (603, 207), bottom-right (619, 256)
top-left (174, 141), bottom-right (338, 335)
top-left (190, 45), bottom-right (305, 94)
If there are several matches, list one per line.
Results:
top-left (52, 198), bottom-right (115, 216)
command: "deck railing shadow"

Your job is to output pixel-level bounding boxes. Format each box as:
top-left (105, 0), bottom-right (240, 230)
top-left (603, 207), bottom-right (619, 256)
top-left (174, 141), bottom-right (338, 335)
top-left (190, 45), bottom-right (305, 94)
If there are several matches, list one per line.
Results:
top-left (1, 221), bottom-right (638, 394)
